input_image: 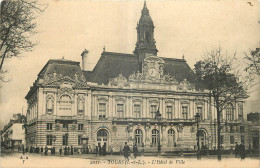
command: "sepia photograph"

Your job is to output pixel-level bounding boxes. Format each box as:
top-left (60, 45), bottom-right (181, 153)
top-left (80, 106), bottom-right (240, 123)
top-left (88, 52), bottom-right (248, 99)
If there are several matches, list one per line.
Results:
top-left (0, 0), bottom-right (259, 167)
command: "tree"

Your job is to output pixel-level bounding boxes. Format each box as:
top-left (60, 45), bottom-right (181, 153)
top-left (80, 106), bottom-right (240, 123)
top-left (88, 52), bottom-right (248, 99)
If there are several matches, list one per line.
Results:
top-left (194, 47), bottom-right (249, 160)
top-left (244, 48), bottom-right (260, 77)
top-left (0, 0), bottom-right (46, 83)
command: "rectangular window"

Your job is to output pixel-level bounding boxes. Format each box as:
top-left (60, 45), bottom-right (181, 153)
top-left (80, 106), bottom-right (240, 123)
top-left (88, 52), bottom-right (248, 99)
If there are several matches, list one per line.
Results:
top-left (240, 126), bottom-right (244, 133)
top-left (134, 104), bottom-right (141, 118)
top-left (78, 135), bottom-right (82, 145)
top-left (63, 123), bottom-right (68, 130)
top-left (46, 135), bottom-right (53, 145)
top-left (220, 135), bottom-right (224, 144)
top-left (230, 126), bottom-right (234, 133)
top-left (166, 106), bottom-right (173, 119)
top-left (117, 104), bottom-right (124, 118)
top-left (63, 134), bottom-right (68, 146)
top-left (47, 123), bottom-right (53, 130)
top-left (182, 106), bottom-right (188, 119)
top-left (78, 124), bottom-right (83, 131)
top-left (230, 136), bottom-right (235, 144)
top-left (150, 105), bottom-right (157, 119)
top-left (197, 107), bottom-right (202, 120)
top-left (98, 103), bottom-right (106, 119)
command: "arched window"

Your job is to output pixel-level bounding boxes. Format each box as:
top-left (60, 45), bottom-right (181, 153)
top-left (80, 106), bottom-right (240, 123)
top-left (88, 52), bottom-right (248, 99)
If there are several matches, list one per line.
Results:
top-left (134, 129), bottom-right (143, 146)
top-left (97, 129), bottom-right (108, 137)
top-left (151, 129), bottom-right (159, 146)
top-left (46, 97), bottom-right (53, 114)
top-left (78, 99), bottom-right (84, 114)
top-left (167, 129), bottom-right (175, 146)
top-left (59, 95), bottom-right (72, 116)
top-left (226, 104), bottom-right (234, 121)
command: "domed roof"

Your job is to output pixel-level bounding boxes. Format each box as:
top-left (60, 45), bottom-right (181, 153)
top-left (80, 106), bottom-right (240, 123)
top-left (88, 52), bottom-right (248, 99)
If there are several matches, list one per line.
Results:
top-left (138, 1), bottom-right (154, 27)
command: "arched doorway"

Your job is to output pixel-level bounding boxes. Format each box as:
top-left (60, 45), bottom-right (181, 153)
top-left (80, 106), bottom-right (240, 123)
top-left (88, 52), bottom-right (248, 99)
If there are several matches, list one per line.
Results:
top-left (167, 129), bottom-right (175, 147)
top-left (197, 130), bottom-right (206, 148)
top-left (134, 129), bottom-right (143, 146)
top-left (97, 129), bottom-right (108, 151)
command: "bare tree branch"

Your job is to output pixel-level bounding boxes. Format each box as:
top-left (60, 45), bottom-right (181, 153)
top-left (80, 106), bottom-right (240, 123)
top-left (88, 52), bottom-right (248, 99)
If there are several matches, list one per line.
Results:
top-left (0, 0), bottom-right (47, 83)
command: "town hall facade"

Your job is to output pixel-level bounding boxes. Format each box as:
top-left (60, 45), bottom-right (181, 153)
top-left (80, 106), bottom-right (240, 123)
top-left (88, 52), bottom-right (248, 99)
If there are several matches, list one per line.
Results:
top-left (25, 2), bottom-right (248, 152)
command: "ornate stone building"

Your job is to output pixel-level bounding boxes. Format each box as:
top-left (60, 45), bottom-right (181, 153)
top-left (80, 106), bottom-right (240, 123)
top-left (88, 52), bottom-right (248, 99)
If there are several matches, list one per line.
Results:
top-left (25, 2), bottom-right (247, 152)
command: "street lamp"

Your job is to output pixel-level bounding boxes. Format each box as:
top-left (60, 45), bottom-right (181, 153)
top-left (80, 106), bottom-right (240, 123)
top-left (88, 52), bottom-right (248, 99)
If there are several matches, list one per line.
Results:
top-left (195, 113), bottom-right (201, 160)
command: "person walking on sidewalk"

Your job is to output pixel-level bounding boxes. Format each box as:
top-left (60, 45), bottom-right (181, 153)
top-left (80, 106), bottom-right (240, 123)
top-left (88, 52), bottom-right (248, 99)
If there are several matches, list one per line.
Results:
top-left (59, 147), bottom-right (62, 155)
top-left (123, 142), bottom-right (130, 161)
top-left (133, 144), bottom-right (138, 158)
top-left (235, 143), bottom-right (239, 157)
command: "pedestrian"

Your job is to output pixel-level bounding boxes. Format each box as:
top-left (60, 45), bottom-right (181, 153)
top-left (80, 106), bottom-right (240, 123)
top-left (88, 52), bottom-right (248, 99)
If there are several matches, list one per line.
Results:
top-left (133, 144), bottom-right (138, 158)
top-left (235, 143), bottom-right (239, 158)
top-left (68, 147), bottom-right (70, 155)
top-left (96, 146), bottom-right (98, 156)
top-left (41, 147), bottom-right (43, 154)
top-left (53, 147), bottom-right (56, 155)
top-left (85, 146), bottom-right (88, 154)
top-left (98, 145), bottom-right (102, 156)
top-left (240, 144), bottom-right (245, 159)
top-left (64, 147), bottom-right (67, 155)
top-left (25, 147), bottom-right (28, 153)
top-left (59, 147), bottom-right (62, 155)
top-left (44, 146), bottom-right (48, 156)
top-left (123, 142), bottom-right (130, 161)
top-left (22, 146), bottom-right (25, 155)
top-left (102, 144), bottom-right (106, 156)
top-left (71, 146), bottom-right (73, 155)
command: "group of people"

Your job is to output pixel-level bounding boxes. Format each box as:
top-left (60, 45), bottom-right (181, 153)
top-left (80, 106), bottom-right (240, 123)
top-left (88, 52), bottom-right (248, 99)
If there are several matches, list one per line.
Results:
top-left (123, 142), bottom-right (138, 161)
top-left (96, 144), bottom-right (107, 156)
top-left (235, 143), bottom-right (246, 159)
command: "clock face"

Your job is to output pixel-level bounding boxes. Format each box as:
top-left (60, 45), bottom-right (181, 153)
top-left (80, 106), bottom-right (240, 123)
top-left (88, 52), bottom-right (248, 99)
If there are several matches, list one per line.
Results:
top-left (149, 68), bottom-right (157, 77)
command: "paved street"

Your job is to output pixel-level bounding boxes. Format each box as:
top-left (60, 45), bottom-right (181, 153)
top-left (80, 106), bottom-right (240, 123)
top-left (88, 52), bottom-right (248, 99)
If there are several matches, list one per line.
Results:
top-left (0, 148), bottom-right (259, 168)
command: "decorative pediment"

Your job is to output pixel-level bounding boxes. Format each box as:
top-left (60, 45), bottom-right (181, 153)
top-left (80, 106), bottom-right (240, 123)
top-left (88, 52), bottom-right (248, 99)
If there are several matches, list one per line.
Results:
top-left (165, 99), bottom-right (174, 104)
top-left (133, 97), bottom-right (142, 102)
top-left (43, 71), bottom-right (87, 88)
top-left (97, 95), bottom-right (109, 101)
top-left (108, 74), bottom-right (129, 88)
top-left (180, 99), bottom-right (189, 104)
top-left (149, 98), bottom-right (159, 103)
top-left (195, 99), bottom-right (204, 105)
top-left (115, 96), bottom-right (126, 102)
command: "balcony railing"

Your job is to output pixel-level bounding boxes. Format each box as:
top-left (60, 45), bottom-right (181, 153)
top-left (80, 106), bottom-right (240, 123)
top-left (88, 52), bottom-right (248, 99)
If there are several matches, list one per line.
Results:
top-left (112, 117), bottom-right (196, 123)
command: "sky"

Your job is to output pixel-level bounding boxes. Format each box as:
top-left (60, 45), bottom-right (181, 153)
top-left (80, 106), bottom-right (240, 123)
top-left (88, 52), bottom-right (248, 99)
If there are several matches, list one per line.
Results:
top-left (0, 0), bottom-right (259, 129)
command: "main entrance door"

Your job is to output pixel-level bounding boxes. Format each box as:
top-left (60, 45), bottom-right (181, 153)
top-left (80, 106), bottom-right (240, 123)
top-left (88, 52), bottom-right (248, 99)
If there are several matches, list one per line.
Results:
top-left (198, 130), bottom-right (206, 148)
top-left (97, 129), bottom-right (108, 151)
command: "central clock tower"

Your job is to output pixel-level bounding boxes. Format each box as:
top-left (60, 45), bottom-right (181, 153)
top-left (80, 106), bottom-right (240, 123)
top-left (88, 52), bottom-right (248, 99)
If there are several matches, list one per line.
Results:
top-left (134, 1), bottom-right (158, 68)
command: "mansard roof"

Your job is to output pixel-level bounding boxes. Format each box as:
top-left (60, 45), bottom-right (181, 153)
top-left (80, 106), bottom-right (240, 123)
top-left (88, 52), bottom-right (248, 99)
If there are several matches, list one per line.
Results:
top-left (83, 51), bottom-right (203, 89)
top-left (38, 59), bottom-right (82, 79)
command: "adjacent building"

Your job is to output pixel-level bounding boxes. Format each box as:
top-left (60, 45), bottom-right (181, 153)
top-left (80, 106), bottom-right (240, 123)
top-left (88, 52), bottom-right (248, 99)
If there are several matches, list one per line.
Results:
top-left (247, 112), bottom-right (260, 150)
top-left (25, 2), bottom-right (248, 152)
top-left (1, 114), bottom-right (26, 149)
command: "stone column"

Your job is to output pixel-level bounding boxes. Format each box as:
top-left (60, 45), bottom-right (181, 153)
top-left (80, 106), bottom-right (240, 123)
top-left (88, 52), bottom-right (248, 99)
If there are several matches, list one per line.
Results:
top-left (129, 97), bottom-right (133, 119)
top-left (142, 98), bottom-right (146, 118)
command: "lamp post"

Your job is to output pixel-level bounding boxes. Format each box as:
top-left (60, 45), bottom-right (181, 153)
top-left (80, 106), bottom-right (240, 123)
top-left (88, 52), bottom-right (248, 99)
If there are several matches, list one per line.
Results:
top-left (195, 113), bottom-right (201, 160)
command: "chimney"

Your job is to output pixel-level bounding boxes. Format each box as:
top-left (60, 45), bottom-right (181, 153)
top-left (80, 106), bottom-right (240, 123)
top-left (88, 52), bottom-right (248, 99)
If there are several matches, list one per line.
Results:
top-left (81, 49), bottom-right (89, 71)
